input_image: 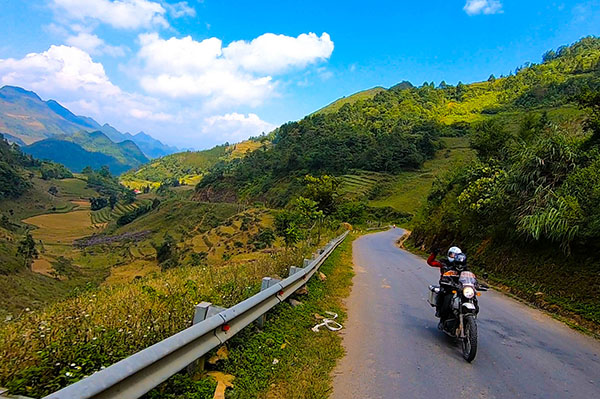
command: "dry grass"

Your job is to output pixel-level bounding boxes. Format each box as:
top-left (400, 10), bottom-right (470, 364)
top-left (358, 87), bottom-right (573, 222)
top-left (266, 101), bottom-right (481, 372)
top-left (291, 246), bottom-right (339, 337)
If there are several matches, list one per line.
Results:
top-left (24, 210), bottom-right (93, 243)
top-left (228, 140), bottom-right (264, 159)
top-left (102, 259), bottom-right (160, 286)
top-left (0, 234), bottom-right (333, 398)
top-left (30, 257), bottom-right (54, 277)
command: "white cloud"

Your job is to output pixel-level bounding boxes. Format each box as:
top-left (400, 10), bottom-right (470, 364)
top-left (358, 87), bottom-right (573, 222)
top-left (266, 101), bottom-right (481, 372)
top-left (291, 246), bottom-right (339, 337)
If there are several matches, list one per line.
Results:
top-left (52, 0), bottom-right (169, 29)
top-left (0, 44), bottom-right (275, 148)
top-left (164, 1), bottom-right (196, 18)
top-left (66, 32), bottom-right (127, 57)
top-left (136, 32), bottom-right (334, 106)
top-left (202, 113), bottom-right (275, 143)
top-left (223, 32), bottom-right (334, 74)
top-left (463, 0), bottom-right (503, 15)
top-left (0, 45), bottom-right (169, 124)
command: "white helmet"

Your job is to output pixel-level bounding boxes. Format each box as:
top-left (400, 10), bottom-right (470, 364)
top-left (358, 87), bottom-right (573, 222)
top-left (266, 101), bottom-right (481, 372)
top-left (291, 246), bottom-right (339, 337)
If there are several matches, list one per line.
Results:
top-left (447, 246), bottom-right (462, 262)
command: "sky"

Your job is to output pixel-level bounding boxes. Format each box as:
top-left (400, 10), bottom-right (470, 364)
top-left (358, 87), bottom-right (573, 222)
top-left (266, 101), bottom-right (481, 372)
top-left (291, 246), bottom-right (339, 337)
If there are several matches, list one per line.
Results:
top-left (0, 1), bottom-right (599, 149)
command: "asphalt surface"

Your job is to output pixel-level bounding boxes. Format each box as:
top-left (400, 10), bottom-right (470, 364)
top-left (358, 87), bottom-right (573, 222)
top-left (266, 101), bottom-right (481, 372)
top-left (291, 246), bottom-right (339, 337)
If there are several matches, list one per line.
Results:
top-left (331, 228), bottom-right (600, 399)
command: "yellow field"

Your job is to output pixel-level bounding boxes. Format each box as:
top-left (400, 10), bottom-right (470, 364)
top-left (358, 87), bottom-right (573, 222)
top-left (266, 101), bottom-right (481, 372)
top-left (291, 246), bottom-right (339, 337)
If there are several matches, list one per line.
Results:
top-left (24, 210), bottom-right (93, 243)
top-left (70, 200), bottom-right (90, 209)
top-left (103, 260), bottom-right (160, 286)
top-left (228, 140), bottom-right (264, 158)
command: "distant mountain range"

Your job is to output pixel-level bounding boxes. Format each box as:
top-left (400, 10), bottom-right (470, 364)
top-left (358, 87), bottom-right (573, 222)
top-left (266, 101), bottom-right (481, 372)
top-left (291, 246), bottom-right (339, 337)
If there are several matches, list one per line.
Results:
top-left (0, 85), bottom-right (178, 160)
top-left (22, 131), bottom-right (149, 175)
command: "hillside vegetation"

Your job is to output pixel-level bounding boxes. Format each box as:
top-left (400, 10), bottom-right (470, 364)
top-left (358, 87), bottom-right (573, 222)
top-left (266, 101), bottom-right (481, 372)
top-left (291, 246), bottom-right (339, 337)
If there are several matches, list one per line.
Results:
top-left (23, 131), bottom-right (148, 175)
top-left (196, 37), bottom-right (600, 209)
top-left (120, 139), bottom-right (266, 190)
top-left (2, 36), bottom-right (600, 399)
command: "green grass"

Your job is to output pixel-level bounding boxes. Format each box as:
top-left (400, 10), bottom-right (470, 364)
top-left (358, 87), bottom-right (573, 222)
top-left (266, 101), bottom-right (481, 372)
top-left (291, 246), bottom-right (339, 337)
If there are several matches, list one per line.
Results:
top-left (195, 231), bottom-right (356, 399)
top-left (314, 87), bottom-right (386, 114)
top-left (368, 137), bottom-right (476, 216)
top-left (53, 178), bottom-right (97, 199)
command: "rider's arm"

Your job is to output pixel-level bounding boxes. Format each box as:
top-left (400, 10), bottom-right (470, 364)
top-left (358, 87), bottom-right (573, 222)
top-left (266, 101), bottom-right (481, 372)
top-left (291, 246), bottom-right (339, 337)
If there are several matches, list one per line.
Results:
top-left (427, 253), bottom-right (443, 268)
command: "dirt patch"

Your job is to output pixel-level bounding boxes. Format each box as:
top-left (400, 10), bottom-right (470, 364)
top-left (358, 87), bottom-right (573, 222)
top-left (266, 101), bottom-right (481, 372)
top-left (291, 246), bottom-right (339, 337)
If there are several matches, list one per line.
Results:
top-left (31, 258), bottom-right (54, 277)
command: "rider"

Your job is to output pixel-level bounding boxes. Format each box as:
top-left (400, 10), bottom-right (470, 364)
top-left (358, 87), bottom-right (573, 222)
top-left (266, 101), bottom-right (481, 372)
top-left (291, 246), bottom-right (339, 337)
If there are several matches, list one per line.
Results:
top-left (427, 246), bottom-right (462, 320)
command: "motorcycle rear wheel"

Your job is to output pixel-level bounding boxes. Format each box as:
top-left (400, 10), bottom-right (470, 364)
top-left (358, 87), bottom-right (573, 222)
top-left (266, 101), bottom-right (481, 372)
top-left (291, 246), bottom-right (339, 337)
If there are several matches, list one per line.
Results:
top-left (461, 316), bottom-right (478, 362)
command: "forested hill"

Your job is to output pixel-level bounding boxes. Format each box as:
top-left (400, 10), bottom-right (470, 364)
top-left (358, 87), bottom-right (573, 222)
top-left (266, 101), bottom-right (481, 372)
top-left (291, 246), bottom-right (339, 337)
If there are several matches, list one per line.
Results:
top-left (196, 37), bottom-right (600, 205)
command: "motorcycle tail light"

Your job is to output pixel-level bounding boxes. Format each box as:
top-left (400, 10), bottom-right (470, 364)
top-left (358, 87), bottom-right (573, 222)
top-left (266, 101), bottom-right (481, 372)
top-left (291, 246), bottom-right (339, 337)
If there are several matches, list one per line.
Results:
top-left (452, 290), bottom-right (457, 294)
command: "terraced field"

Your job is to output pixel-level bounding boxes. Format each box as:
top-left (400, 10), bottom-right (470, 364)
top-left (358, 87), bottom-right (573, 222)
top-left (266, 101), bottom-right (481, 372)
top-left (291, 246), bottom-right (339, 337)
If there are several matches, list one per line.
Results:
top-left (188, 209), bottom-right (275, 263)
top-left (340, 171), bottom-right (388, 197)
top-left (368, 137), bottom-right (476, 215)
top-left (90, 199), bottom-right (153, 226)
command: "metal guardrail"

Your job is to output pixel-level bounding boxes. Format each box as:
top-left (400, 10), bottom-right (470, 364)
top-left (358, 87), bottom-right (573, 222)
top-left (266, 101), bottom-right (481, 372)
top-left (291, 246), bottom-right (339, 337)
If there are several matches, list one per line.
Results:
top-left (42, 231), bottom-right (349, 399)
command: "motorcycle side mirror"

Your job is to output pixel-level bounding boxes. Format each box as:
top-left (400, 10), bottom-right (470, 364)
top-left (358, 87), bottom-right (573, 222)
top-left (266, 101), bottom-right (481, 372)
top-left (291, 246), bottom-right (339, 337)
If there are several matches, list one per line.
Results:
top-left (482, 272), bottom-right (489, 280)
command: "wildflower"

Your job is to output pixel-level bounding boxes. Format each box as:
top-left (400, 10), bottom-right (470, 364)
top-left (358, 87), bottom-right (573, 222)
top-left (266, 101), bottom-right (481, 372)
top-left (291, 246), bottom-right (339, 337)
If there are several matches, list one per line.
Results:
top-left (65, 372), bottom-right (72, 377)
top-left (55, 362), bottom-right (61, 366)
top-left (71, 363), bottom-right (76, 367)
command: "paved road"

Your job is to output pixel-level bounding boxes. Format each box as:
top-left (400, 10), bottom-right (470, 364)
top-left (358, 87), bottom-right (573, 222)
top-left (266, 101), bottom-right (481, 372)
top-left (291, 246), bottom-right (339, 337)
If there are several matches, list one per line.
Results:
top-left (331, 228), bottom-right (600, 399)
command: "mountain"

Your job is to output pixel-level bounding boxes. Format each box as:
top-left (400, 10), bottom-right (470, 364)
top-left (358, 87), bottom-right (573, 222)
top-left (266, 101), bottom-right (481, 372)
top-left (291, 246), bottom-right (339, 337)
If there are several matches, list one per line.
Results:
top-left (196, 36), bottom-right (600, 206)
top-left (314, 86), bottom-right (386, 114)
top-left (0, 85), bottom-right (177, 158)
top-left (22, 130), bottom-right (148, 175)
top-left (119, 139), bottom-right (266, 189)
top-left (125, 132), bottom-right (179, 159)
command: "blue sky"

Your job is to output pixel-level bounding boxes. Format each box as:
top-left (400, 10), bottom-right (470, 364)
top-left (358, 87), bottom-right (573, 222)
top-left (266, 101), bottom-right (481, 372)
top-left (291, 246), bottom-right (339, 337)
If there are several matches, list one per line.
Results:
top-left (1, 0), bottom-right (599, 149)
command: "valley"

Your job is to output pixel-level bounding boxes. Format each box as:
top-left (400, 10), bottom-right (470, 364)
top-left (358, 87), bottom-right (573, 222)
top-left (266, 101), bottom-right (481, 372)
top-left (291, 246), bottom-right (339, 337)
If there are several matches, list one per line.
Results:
top-left (0, 36), bottom-right (599, 398)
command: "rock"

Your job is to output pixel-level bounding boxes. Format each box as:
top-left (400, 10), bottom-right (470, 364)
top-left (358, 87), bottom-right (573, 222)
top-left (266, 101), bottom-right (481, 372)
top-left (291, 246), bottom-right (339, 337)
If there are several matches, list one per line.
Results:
top-left (295, 286), bottom-right (309, 295)
top-left (289, 299), bottom-right (303, 307)
top-left (318, 272), bottom-right (327, 281)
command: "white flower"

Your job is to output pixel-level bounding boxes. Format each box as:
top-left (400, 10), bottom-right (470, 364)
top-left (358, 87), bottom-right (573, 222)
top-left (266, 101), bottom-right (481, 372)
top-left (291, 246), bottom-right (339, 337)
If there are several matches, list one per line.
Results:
top-left (65, 372), bottom-right (73, 377)
top-left (70, 363), bottom-right (76, 367)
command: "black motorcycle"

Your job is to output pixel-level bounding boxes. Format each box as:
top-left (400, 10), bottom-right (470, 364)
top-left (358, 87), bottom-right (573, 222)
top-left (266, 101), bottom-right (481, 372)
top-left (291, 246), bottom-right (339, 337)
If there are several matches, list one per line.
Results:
top-left (428, 253), bottom-right (488, 362)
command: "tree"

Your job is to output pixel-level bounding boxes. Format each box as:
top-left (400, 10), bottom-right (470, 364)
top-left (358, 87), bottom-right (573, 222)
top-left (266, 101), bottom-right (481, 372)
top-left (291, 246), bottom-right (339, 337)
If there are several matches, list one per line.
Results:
top-left (122, 189), bottom-right (136, 204)
top-left (488, 74), bottom-right (496, 82)
top-left (578, 89), bottom-right (600, 146)
top-left (98, 165), bottom-right (111, 178)
top-left (109, 194), bottom-right (117, 210)
top-left (17, 233), bottom-right (37, 268)
top-left (304, 175), bottom-right (340, 215)
top-left (48, 186), bottom-right (58, 196)
top-left (154, 234), bottom-right (178, 270)
top-left (274, 210), bottom-right (303, 248)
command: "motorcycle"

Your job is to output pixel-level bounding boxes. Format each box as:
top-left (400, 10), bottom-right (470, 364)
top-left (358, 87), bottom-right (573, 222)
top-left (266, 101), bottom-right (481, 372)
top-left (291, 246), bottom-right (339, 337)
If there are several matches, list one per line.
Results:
top-left (427, 253), bottom-right (488, 362)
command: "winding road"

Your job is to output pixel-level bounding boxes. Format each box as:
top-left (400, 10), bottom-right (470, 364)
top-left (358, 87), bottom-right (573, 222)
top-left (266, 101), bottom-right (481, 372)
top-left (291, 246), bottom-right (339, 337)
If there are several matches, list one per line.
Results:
top-left (331, 228), bottom-right (600, 399)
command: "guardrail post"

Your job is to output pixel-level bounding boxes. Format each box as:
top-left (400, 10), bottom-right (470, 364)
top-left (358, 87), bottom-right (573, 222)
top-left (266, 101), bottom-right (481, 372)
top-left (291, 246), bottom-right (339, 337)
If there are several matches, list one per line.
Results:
top-left (187, 302), bottom-right (226, 375)
top-left (256, 277), bottom-right (281, 328)
top-left (303, 258), bottom-right (310, 267)
top-left (289, 266), bottom-right (303, 276)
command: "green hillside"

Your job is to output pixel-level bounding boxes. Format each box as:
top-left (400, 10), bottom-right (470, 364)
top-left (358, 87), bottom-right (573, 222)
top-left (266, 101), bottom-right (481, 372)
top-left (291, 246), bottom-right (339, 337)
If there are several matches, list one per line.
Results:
top-left (119, 139), bottom-right (268, 190)
top-left (315, 86), bottom-right (387, 114)
top-left (22, 130), bottom-right (149, 175)
top-left (196, 37), bottom-right (600, 208)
